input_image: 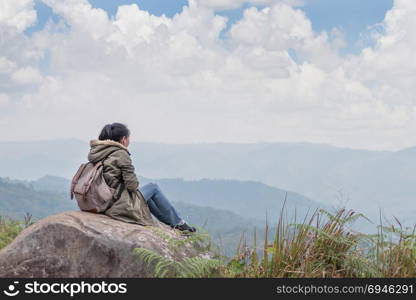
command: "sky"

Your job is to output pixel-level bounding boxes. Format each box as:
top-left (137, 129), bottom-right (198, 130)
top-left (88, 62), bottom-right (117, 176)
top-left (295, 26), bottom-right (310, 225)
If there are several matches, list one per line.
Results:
top-left (2, 0), bottom-right (416, 151)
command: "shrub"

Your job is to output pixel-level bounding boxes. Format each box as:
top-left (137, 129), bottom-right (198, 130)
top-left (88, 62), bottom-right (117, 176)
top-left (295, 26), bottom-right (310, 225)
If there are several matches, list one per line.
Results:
top-left (0, 213), bottom-right (34, 250)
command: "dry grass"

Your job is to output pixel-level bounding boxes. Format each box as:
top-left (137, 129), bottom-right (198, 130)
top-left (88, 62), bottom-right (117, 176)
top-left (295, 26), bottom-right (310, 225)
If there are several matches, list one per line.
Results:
top-left (222, 202), bottom-right (416, 278)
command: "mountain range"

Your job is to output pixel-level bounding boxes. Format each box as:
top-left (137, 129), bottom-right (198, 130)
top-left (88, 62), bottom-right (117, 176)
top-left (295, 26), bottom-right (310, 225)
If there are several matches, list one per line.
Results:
top-left (0, 175), bottom-right (326, 256)
top-left (0, 139), bottom-right (413, 225)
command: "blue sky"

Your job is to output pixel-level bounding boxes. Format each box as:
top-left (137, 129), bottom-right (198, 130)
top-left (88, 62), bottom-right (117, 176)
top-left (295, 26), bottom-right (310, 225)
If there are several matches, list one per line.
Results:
top-left (28, 0), bottom-right (393, 55)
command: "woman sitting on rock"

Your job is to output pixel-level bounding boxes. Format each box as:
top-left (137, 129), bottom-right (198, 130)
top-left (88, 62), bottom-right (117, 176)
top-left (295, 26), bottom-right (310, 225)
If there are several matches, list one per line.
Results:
top-left (87, 122), bottom-right (196, 232)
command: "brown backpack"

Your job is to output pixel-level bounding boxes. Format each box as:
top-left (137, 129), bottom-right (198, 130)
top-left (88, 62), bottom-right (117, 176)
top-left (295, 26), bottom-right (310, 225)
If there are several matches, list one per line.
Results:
top-left (70, 150), bottom-right (124, 213)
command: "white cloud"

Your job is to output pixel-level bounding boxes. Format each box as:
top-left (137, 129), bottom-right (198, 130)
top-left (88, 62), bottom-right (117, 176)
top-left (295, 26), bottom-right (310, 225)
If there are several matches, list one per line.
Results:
top-left (196, 0), bottom-right (303, 10)
top-left (0, 0), bottom-right (36, 32)
top-left (347, 0), bottom-right (416, 89)
top-left (230, 5), bottom-right (343, 70)
top-left (12, 66), bottom-right (43, 84)
top-left (1, 0), bottom-right (416, 151)
top-left (0, 93), bottom-right (9, 107)
top-left (0, 0), bottom-right (43, 97)
top-left (339, 0), bottom-right (416, 145)
top-left (0, 56), bottom-right (16, 73)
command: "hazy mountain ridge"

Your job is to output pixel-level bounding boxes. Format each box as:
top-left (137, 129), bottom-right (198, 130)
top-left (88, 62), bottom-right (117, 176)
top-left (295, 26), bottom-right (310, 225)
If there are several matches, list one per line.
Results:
top-left (0, 177), bottom-right (75, 219)
top-left (138, 177), bottom-right (323, 222)
top-left (2, 174), bottom-right (323, 223)
top-left (0, 139), bottom-right (414, 223)
top-left (1, 175), bottom-right (296, 256)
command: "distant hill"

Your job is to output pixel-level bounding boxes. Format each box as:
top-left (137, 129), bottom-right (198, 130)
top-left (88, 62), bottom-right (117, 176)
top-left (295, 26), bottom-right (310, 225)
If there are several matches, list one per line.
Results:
top-left (0, 139), bottom-right (410, 224)
top-left (138, 177), bottom-right (323, 222)
top-left (11, 174), bottom-right (323, 223)
top-left (0, 177), bottom-right (75, 219)
top-left (2, 176), bottom-right (303, 256)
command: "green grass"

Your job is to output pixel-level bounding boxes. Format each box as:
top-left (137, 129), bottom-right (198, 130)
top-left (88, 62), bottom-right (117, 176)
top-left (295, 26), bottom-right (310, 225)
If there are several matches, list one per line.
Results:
top-left (0, 213), bottom-right (34, 250)
top-left (2, 205), bottom-right (416, 278)
top-left (221, 202), bottom-right (416, 278)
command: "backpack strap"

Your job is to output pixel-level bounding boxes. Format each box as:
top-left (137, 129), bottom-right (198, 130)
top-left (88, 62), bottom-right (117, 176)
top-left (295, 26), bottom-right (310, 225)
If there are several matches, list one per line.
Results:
top-left (84, 162), bottom-right (103, 195)
top-left (87, 148), bottom-right (126, 197)
top-left (114, 181), bottom-right (125, 200)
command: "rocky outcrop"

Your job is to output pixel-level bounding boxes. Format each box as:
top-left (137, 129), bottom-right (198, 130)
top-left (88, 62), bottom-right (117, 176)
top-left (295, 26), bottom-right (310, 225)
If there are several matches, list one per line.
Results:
top-left (0, 211), bottom-right (209, 277)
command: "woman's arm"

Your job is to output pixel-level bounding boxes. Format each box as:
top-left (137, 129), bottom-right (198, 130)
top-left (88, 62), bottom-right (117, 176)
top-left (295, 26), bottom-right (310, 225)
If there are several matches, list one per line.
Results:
top-left (116, 150), bottom-right (139, 192)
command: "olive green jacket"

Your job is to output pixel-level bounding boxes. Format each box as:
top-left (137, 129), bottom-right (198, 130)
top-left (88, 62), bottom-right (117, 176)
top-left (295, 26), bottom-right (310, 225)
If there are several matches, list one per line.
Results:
top-left (87, 139), bottom-right (154, 226)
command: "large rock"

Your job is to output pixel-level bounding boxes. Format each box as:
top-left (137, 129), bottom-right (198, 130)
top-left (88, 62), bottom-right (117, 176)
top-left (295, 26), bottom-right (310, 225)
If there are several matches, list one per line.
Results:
top-left (0, 211), bottom-right (209, 277)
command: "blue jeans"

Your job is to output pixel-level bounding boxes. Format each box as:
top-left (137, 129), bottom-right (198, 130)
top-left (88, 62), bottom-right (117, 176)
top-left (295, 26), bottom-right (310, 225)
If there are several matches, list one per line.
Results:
top-left (138, 182), bottom-right (182, 227)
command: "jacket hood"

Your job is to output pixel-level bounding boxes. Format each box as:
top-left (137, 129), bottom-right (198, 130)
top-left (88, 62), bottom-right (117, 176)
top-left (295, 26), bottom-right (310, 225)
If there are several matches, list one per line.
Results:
top-left (87, 139), bottom-right (130, 163)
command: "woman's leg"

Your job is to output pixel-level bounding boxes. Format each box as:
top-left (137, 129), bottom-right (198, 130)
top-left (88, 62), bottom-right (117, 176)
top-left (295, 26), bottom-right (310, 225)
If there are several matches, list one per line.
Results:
top-left (138, 182), bottom-right (182, 227)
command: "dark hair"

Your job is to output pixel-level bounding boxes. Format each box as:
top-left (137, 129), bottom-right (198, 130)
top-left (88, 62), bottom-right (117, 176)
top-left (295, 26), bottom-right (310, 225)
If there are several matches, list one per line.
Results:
top-left (98, 123), bottom-right (130, 142)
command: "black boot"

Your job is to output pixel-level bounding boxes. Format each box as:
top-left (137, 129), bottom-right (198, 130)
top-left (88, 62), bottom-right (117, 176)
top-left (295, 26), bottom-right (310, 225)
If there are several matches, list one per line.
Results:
top-left (174, 222), bottom-right (196, 232)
